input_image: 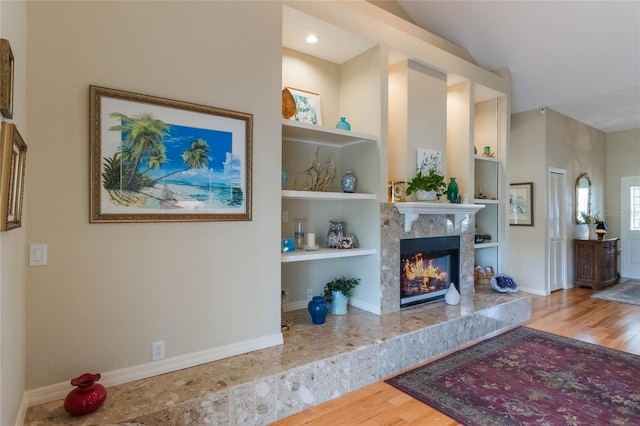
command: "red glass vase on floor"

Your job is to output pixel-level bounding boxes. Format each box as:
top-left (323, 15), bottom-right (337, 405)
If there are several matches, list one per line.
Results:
top-left (63, 373), bottom-right (107, 416)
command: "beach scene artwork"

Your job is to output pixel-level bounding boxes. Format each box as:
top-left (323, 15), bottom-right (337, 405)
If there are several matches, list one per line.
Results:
top-left (95, 92), bottom-right (250, 220)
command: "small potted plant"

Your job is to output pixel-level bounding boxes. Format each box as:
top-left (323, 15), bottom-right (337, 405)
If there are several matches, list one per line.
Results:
top-left (405, 169), bottom-right (447, 201)
top-left (323, 276), bottom-right (360, 315)
top-left (581, 211), bottom-right (601, 240)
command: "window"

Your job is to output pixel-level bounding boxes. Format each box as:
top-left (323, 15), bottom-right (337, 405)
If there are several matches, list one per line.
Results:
top-left (631, 186), bottom-right (640, 231)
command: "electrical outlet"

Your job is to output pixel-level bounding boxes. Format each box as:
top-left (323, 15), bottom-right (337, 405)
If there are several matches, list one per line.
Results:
top-left (152, 341), bottom-right (165, 361)
top-left (282, 211), bottom-right (288, 222)
top-left (306, 288), bottom-right (313, 301)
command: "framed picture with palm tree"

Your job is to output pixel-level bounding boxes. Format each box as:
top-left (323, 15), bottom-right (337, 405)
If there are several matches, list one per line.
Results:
top-left (89, 86), bottom-right (252, 223)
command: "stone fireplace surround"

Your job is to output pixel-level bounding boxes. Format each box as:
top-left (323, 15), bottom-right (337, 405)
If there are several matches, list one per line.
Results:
top-left (380, 202), bottom-right (480, 314)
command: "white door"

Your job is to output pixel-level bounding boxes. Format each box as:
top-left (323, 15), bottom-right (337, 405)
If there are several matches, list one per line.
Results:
top-left (548, 169), bottom-right (566, 292)
top-left (621, 177), bottom-right (640, 278)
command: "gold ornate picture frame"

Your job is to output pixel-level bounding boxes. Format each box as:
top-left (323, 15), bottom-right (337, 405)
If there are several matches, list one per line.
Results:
top-left (90, 86), bottom-right (253, 223)
top-left (0, 39), bottom-right (14, 119)
top-left (0, 122), bottom-right (27, 231)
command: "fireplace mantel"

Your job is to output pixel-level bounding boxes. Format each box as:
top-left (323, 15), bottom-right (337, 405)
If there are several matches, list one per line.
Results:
top-left (395, 202), bottom-right (485, 232)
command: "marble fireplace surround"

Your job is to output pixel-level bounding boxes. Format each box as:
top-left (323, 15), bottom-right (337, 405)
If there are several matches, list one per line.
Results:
top-left (380, 202), bottom-right (484, 314)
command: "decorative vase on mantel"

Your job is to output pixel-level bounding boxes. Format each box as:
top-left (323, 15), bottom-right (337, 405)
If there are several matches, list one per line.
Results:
top-left (64, 373), bottom-right (107, 416)
top-left (416, 189), bottom-right (437, 201)
top-left (447, 177), bottom-right (459, 204)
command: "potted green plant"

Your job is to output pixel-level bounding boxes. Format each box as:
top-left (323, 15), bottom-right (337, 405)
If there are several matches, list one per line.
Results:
top-left (323, 276), bottom-right (360, 315)
top-left (405, 169), bottom-right (447, 201)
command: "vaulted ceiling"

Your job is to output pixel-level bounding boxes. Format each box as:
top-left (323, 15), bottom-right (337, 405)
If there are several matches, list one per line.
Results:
top-left (397, 1), bottom-right (640, 133)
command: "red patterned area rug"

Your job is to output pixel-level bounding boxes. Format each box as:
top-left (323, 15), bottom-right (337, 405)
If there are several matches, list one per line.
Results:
top-left (385, 327), bottom-right (640, 425)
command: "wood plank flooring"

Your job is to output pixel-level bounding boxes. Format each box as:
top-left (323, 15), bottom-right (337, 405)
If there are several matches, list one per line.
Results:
top-left (271, 286), bottom-right (640, 425)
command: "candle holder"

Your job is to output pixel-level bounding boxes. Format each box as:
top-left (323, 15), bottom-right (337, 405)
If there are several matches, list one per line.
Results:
top-left (294, 219), bottom-right (305, 249)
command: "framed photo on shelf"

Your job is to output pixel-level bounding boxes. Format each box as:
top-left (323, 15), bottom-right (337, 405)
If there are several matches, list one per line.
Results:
top-left (89, 86), bottom-right (253, 223)
top-left (0, 122), bottom-right (27, 231)
top-left (509, 182), bottom-right (533, 226)
top-left (0, 38), bottom-right (14, 119)
top-left (284, 87), bottom-right (323, 125)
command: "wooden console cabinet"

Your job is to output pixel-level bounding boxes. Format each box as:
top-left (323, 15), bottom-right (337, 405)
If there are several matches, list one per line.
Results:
top-left (574, 238), bottom-right (619, 290)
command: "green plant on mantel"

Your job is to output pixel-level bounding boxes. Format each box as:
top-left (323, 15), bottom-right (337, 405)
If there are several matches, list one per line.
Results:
top-left (323, 276), bottom-right (360, 302)
top-left (405, 169), bottom-right (447, 199)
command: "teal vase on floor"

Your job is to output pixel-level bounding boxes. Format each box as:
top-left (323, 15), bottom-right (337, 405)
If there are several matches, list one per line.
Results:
top-left (447, 177), bottom-right (459, 204)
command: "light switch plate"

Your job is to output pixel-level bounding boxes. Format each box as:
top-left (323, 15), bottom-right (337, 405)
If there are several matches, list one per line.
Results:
top-left (30, 244), bottom-right (48, 266)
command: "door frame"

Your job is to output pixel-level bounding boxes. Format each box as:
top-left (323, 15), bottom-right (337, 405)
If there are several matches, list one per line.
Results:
top-left (547, 167), bottom-right (568, 293)
top-left (621, 176), bottom-right (640, 278)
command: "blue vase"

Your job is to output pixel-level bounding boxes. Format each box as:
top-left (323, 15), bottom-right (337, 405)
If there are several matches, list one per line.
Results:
top-left (336, 117), bottom-right (351, 131)
top-left (281, 161), bottom-right (287, 189)
top-left (447, 177), bottom-right (459, 204)
top-left (308, 296), bottom-right (329, 325)
top-left (341, 171), bottom-right (356, 193)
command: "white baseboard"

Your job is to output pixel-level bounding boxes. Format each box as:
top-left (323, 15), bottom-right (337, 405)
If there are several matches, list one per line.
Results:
top-left (518, 286), bottom-right (548, 296)
top-left (25, 333), bottom-right (283, 408)
top-left (284, 297), bottom-right (381, 315)
top-left (15, 394), bottom-right (27, 426)
top-left (349, 297), bottom-right (381, 314)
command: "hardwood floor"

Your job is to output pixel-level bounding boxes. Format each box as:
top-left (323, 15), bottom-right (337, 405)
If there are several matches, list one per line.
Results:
top-left (271, 287), bottom-right (640, 425)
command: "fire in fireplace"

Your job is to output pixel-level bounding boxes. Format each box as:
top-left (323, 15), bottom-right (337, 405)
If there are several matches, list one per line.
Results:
top-left (400, 236), bottom-right (460, 308)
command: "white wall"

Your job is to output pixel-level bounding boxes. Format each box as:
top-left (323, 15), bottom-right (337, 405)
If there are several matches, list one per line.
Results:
top-left (606, 129), bottom-right (640, 239)
top-left (1, 0), bottom-right (27, 423)
top-left (509, 108), bottom-right (607, 295)
top-left (25, 1), bottom-right (282, 391)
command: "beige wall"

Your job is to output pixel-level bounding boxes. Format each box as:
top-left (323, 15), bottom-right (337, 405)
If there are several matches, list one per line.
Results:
top-left (1, 0), bottom-right (28, 423)
top-left (606, 129), bottom-right (640, 239)
top-left (509, 108), bottom-right (607, 295)
top-left (25, 1), bottom-right (282, 390)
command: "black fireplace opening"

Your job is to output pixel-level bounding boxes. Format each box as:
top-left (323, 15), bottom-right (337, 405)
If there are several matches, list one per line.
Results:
top-left (400, 236), bottom-right (460, 308)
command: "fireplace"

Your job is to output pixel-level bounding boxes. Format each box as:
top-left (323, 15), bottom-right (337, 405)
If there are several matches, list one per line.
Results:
top-left (400, 236), bottom-right (460, 308)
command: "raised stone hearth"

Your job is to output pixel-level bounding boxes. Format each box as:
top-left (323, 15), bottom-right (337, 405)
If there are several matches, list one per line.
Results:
top-left (381, 202), bottom-right (480, 314)
top-left (25, 288), bottom-right (531, 425)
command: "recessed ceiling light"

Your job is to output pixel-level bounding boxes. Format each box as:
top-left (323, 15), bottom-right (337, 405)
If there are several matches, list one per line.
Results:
top-left (305, 34), bottom-right (319, 44)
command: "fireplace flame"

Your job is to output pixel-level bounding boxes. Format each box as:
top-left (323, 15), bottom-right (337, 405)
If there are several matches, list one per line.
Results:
top-left (402, 254), bottom-right (447, 282)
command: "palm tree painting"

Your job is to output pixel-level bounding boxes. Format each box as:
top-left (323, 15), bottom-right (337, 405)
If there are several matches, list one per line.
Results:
top-left (102, 112), bottom-right (243, 211)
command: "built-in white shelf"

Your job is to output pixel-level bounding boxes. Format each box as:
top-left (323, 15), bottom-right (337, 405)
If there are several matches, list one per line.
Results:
top-left (474, 154), bottom-right (501, 163)
top-left (281, 247), bottom-right (376, 263)
top-left (282, 119), bottom-right (376, 147)
top-left (394, 202), bottom-right (485, 232)
top-left (282, 190), bottom-right (376, 201)
top-left (474, 198), bottom-right (500, 204)
top-left (475, 242), bottom-right (500, 249)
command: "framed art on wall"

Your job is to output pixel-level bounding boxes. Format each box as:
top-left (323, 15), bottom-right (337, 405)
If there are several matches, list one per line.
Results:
top-left (0, 122), bottom-right (27, 231)
top-left (284, 87), bottom-right (323, 125)
top-left (509, 182), bottom-right (533, 226)
top-left (89, 86), bottom-right (253, 223)
top-left (0, 38), bottom-right (14, 119)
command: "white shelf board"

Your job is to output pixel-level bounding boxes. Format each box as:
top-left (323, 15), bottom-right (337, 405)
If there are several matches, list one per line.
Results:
top-left (282, 119), bottom-right (376, 147)
top-left (282, 190), bottom-right (376, 200)
top-left (475, 242), bottom-right (499, 249)
top-left (281, 247), bottom-right (376, 263)
top-left (474, 199), bottom-right (500, 204)
top-left (474, 154), bottom-right (501, 163)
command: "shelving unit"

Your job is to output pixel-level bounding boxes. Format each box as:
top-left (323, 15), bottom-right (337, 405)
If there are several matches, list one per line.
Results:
top-left (472, 96), bottom-right (508, 275)
top-left (281, 2), bottom-right (511, 311)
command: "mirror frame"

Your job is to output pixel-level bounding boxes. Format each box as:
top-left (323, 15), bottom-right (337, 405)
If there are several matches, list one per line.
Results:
top-left (575, 172), bottom-right (592, 224)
